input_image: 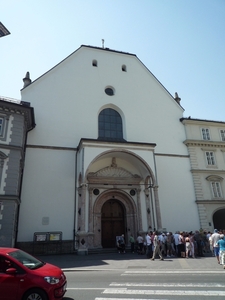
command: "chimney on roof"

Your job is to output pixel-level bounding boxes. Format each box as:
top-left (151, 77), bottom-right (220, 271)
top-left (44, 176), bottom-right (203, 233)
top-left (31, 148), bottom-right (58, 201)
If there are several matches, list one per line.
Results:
top-left (102, 39), bottom-right (105, 48)
top-left (174, 92), bottom-right (181, 105)
top-left (23, 72), bottom-right (32, 88)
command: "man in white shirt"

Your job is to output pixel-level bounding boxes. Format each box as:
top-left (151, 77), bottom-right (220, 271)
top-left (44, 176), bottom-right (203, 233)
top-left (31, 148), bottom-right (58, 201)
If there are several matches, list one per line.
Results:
top-left (151, 231), bottom-right (164, 261)
top-left (173, 231), bottom-right (180, 255)
top-left (136, 234), bottom-right (144, 254)
top-left (159, 233), bottom-right (166, 256)
top-left (146, 232), bottom-right (152, 258)
top-left (211, 229), bottom-right (221, 264)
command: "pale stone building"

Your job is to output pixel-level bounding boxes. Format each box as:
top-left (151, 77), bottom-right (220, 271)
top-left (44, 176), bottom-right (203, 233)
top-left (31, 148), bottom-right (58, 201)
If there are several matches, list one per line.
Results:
top-left (2, 46), bottom-right (224, 254)
top-left (181, 118), bottom-right (225, 232)
top-left (14, 45), bottom-right (202, 254)
top-left (0, 97), bottom-right (35, 247)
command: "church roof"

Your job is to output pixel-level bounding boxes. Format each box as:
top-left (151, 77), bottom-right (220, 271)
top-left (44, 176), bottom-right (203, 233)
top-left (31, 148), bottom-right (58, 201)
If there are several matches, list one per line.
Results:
top-left (0, 22), bottom-right (10, 38)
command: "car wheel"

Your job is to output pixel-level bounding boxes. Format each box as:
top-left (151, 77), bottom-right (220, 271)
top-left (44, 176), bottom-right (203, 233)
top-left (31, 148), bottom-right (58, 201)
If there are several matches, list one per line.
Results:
top-left (22, 288), bottom-right (48, 300)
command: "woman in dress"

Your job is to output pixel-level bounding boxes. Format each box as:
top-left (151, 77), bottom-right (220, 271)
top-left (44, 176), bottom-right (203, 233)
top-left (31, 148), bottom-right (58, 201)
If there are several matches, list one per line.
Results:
top-left (185, 234), bottom-right (191, 258)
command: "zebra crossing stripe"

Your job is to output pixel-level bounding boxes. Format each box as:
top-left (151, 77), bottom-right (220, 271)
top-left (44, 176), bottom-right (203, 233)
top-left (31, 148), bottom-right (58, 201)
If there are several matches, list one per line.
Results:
top-left (123, 270), bottom-right (225, 274)
top-left (110, 282), bottom-right (225, 288)
top-left (96, 298), bottom-right (168, 300)
top-left (102, 288), bottom-right (225, 296)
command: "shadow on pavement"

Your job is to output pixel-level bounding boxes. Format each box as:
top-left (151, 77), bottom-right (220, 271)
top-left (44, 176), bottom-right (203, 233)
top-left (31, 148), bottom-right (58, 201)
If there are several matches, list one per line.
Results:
top-left (37, 251), bottom-right (213, 269)
top-left (37, 252), bottom-right (147, 269)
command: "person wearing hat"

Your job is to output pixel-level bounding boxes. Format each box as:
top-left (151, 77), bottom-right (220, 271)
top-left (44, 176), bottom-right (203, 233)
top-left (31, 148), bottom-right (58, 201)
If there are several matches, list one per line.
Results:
top-left (211, 229), bottom-right (221, 264)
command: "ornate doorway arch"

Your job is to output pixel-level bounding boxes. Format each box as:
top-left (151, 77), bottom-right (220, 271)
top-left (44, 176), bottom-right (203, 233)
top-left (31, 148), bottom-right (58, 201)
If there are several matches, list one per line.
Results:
top-left (92, 190), bottom-right (137, 248)
top-left (83, 153), bottom-right (160, 251)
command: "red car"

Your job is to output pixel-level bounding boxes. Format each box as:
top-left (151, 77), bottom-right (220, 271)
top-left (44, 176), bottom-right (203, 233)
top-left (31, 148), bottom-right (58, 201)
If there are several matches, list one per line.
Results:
top-left (0, 247), bottom-right (67, 300)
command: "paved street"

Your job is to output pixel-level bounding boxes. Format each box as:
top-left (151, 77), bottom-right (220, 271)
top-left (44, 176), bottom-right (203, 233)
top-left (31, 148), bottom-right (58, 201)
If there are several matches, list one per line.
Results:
top-left (39, 251), bottom-right (222, 271)
top-left (39, 252), bottom-right (225, 300)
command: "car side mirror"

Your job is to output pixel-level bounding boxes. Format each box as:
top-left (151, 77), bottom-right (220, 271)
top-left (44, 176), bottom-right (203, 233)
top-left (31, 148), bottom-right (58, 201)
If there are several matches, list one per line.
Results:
top-left (6, 268), bottom-right (17, 275)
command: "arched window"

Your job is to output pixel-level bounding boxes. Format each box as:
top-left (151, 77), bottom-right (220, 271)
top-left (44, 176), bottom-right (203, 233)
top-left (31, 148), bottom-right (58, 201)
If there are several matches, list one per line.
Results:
top-left (98, 108), bottom-right (125, 141)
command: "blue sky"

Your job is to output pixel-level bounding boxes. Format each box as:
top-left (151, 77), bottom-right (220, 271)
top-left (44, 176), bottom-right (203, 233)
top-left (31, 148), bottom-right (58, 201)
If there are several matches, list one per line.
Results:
top-left (1, 0), bottom-right (225, 121)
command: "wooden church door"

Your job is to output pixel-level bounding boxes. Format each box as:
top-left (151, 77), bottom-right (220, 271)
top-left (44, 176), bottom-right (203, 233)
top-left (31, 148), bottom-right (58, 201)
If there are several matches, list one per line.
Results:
top-left (101, 199), bottom-right (125, 248)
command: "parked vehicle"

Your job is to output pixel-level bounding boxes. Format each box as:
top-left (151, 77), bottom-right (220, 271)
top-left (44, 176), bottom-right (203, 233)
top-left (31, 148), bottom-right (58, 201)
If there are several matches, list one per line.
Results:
top-left (0, 247), bottom-right (67, 300)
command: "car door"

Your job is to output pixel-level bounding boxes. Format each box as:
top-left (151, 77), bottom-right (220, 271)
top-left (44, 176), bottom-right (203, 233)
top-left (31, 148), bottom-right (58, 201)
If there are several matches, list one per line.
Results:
top-left (0, 255), bottom-right (22, 300)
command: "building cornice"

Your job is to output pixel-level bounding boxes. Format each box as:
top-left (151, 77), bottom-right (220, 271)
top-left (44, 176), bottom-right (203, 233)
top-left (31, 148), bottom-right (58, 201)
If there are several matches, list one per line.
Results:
top-left (0, 99), bottom-right (35, 131)
top-left (196, 199), bottom-right (225, 204)
top-left (184, 139), bottom-right (225, 148)
top-left (191, 169), bottom-right (225, 175)
top-left (78, 138), bottom-right (157, 151)
top-left (0, 195), bottom-right (20, 204)
top-left (26, 144), bottom-right (76, 151)
top-left (0, 144), bottom-right (23, 153)
top-left (155, 153), bottom-right (189, 158)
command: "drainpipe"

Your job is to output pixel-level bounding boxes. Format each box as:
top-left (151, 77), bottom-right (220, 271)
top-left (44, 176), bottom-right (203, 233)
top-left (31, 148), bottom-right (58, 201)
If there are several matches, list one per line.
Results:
top-left (73, 147), bottom-right (78, 251)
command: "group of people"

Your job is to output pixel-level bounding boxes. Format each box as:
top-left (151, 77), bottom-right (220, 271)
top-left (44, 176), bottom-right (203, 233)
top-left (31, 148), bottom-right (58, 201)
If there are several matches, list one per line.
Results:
top-left (116, 229), bottom-right (225, 269)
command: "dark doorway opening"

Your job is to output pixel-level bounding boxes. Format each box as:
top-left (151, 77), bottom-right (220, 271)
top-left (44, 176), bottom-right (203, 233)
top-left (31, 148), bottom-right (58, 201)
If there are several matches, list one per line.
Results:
top-left (101, 199), bottom-right (126, 248)
top-left (213, 208), bottom-right (225, 231)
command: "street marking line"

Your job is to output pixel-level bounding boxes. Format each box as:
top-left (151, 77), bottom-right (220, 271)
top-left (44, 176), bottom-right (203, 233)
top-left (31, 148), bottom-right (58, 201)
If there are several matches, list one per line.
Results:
top-left (103, 288), bottom-right (225, 296)
top-left (110, 282), bottom-right (225, 287)
top-left (96, 298), bottom-right (168, 300)
top-left (123, 270), bottom-right (225, 274)
top-left (67, 288), bottom-right (105, 290)
top-left (63, 268), bottom-right (119, 272)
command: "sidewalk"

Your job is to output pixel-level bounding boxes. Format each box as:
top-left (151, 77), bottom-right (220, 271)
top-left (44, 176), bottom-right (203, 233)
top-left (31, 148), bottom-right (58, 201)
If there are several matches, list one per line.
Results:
top-left (37, 252), bottom-right (222, 272)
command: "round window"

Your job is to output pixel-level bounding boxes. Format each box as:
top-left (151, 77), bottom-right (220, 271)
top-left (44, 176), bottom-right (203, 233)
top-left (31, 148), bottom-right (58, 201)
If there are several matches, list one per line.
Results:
top-left (93, 189), bottom-right (100, 195)
top-left (105, 87), bottom-right (114, 96)
top-left (130, 189), bottom-right (136, 196)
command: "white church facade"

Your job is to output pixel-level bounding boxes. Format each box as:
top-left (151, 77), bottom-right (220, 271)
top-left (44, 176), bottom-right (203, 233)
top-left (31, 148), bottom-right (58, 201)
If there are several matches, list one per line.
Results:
top-left (1, 45), bottom-right (224, 253)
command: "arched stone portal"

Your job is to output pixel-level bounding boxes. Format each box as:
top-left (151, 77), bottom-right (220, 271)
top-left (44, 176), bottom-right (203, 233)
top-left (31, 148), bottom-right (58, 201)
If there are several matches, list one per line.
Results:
top-left (213, 208), bottom-right (225, 230)
top-left (82, 152), bottom-right (161, 252)
top-left (92, 190), bottom-right (137, 248)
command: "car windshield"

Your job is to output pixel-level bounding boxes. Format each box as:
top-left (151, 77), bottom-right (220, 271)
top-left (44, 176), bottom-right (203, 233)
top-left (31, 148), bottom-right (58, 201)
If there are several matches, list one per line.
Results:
top-left (8, 250), bottom-right (45, 270)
